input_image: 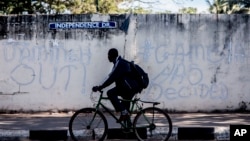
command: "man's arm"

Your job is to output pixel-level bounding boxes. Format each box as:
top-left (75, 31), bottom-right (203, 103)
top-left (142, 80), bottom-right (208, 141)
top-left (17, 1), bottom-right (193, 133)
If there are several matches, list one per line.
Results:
top-left (99, 59), bottom-right (124, 89)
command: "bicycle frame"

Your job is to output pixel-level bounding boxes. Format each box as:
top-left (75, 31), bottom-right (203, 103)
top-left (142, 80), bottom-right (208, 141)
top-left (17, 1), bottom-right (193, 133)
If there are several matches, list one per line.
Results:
top-left (91, 91), bottom-right (159, 129)
top-left (92, 91), bottom-right (136, 129)
top-left (69, 91), bottom-right (172, 141)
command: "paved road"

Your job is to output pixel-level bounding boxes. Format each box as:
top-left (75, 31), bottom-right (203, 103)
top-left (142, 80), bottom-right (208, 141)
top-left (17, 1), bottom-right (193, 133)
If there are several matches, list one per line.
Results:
top-left (1, 112), bottom-right (249, 129)
top-left (0, 112), bottom-right (249, 140)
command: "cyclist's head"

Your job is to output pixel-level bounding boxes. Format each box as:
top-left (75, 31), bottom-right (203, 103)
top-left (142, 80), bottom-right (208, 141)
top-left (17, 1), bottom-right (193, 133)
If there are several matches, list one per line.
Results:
top-left (108, 48), bottom-right (118, 62)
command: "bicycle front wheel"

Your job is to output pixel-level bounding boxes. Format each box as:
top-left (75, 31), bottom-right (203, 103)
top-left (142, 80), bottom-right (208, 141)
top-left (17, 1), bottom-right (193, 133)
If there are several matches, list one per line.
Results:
top-left (133, 107), bottom-right (172, 141)
top-left (69, 108), bottom-right (108, 141)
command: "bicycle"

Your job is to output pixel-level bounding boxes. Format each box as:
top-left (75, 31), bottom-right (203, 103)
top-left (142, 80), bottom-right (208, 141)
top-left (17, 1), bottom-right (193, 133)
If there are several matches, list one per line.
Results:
top-left (69, 90), bottom-right (172, 141)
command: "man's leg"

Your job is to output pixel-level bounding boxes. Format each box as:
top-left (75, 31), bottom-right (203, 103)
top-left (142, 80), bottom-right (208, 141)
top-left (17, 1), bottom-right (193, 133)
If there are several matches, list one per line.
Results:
top-left (107, 87), bottom-right (132, 122)
top-left (121, 91), bottom-right (134, 112)
top-left (107, 87), bottom-right (126, 112)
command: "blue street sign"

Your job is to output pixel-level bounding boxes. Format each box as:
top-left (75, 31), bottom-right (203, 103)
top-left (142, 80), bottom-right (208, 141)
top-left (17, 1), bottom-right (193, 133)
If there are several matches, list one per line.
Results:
top-left (49, 22), bottom-right (117, 29)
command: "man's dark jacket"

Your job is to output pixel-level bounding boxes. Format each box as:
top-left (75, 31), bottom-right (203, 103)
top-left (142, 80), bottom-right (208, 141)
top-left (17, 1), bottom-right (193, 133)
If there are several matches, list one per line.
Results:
top-left (100, 56), bottom-right (140, 92)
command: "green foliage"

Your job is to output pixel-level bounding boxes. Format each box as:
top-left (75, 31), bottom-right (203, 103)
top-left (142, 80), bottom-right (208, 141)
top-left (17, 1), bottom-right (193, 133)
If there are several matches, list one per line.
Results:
top-left (0, 0), bottom-right (158, 14)
top-left (70, 0), bottom-right (97, 14)
top-left (0, 0), bottom-right (249, 15)
top-left (98, 0), bottom-right (119, 14)
top-left (69, 0), bottom-right (121, 14)
top-left (179, 7), bottom-right (197, 14)
top-left (0, 0), bottom-right (32, 14)
top-left (206, 0), bottom-right (250, 14)
top-left (33, 0), bottom-right (75, 14)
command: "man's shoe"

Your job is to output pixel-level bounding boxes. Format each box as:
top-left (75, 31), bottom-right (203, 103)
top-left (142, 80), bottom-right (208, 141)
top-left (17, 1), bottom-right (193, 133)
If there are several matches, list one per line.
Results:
top-left (117, 114), bottom-right (130, 123)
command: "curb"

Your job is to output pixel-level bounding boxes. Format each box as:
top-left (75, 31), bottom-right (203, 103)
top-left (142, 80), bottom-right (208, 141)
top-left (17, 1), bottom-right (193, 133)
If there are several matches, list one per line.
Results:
top-left (0, 130), bottom-right (29, 138)
top-left (0, 127), bottom-right (230, 140)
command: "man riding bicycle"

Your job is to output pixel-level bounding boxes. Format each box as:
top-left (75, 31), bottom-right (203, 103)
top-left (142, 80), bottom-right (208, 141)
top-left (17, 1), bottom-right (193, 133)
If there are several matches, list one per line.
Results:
top-left (93, 48), bottom-right (141, 122)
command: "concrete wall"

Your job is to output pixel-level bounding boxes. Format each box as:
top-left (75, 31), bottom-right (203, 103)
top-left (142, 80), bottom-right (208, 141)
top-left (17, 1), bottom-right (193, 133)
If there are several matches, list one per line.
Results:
top-left (0, 14), bottom-right (249, 112)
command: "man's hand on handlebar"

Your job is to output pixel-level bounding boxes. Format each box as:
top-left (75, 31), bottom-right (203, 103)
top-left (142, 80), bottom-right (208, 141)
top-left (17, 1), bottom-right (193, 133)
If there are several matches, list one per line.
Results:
top-left (92, 86), bottom-right (102, 92)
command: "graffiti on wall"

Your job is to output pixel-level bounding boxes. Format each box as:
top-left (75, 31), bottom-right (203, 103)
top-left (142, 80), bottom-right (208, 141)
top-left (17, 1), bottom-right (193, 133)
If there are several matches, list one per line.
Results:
top-left (1, 39), bottom-right (90, 95)
top-left (139, 39), bottom-right (250, 101)
top-left (0, 14), bottom-right (249, 112)
top-left (1, 37), bottom-right (250, 101)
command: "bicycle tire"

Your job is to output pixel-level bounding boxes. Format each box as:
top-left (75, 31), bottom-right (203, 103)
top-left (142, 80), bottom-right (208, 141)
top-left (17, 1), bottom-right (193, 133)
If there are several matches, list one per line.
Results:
top-left (133, 107), bottom-right (172, 141)
top-left (69, 108), bottom-right (108, 141)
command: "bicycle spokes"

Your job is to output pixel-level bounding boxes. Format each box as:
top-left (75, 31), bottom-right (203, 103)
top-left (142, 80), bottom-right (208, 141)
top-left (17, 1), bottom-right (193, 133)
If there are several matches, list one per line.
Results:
top-left (69, 108), bottom-right (108, 141)
top-left (133, 107), bottom-right (172, 141)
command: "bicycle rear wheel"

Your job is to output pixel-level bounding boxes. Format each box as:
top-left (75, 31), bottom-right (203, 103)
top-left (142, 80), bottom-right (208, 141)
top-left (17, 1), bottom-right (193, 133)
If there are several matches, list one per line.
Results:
top-left (69, 108), bottom-right (108, 141)
top-left (133, 107), bottom-right (172, 141)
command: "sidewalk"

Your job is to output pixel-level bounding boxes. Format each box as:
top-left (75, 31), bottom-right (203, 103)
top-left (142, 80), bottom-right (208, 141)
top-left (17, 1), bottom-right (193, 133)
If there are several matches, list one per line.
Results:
top-left (0, 112), bottom-right (249, 140)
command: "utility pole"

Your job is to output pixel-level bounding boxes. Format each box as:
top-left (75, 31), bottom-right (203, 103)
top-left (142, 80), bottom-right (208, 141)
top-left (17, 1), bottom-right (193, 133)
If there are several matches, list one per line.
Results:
top-left (95, 0), bottom-right (99, 12)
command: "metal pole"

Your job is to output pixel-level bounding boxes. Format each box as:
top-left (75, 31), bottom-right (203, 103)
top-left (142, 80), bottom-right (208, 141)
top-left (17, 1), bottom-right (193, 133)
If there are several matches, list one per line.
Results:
top-left (96, 0), bottom-right (99, 12)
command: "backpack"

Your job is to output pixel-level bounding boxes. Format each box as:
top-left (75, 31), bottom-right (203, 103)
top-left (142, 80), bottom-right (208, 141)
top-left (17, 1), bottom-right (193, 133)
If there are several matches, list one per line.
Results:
top-left (130, 61), bottom-right (149, 91)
